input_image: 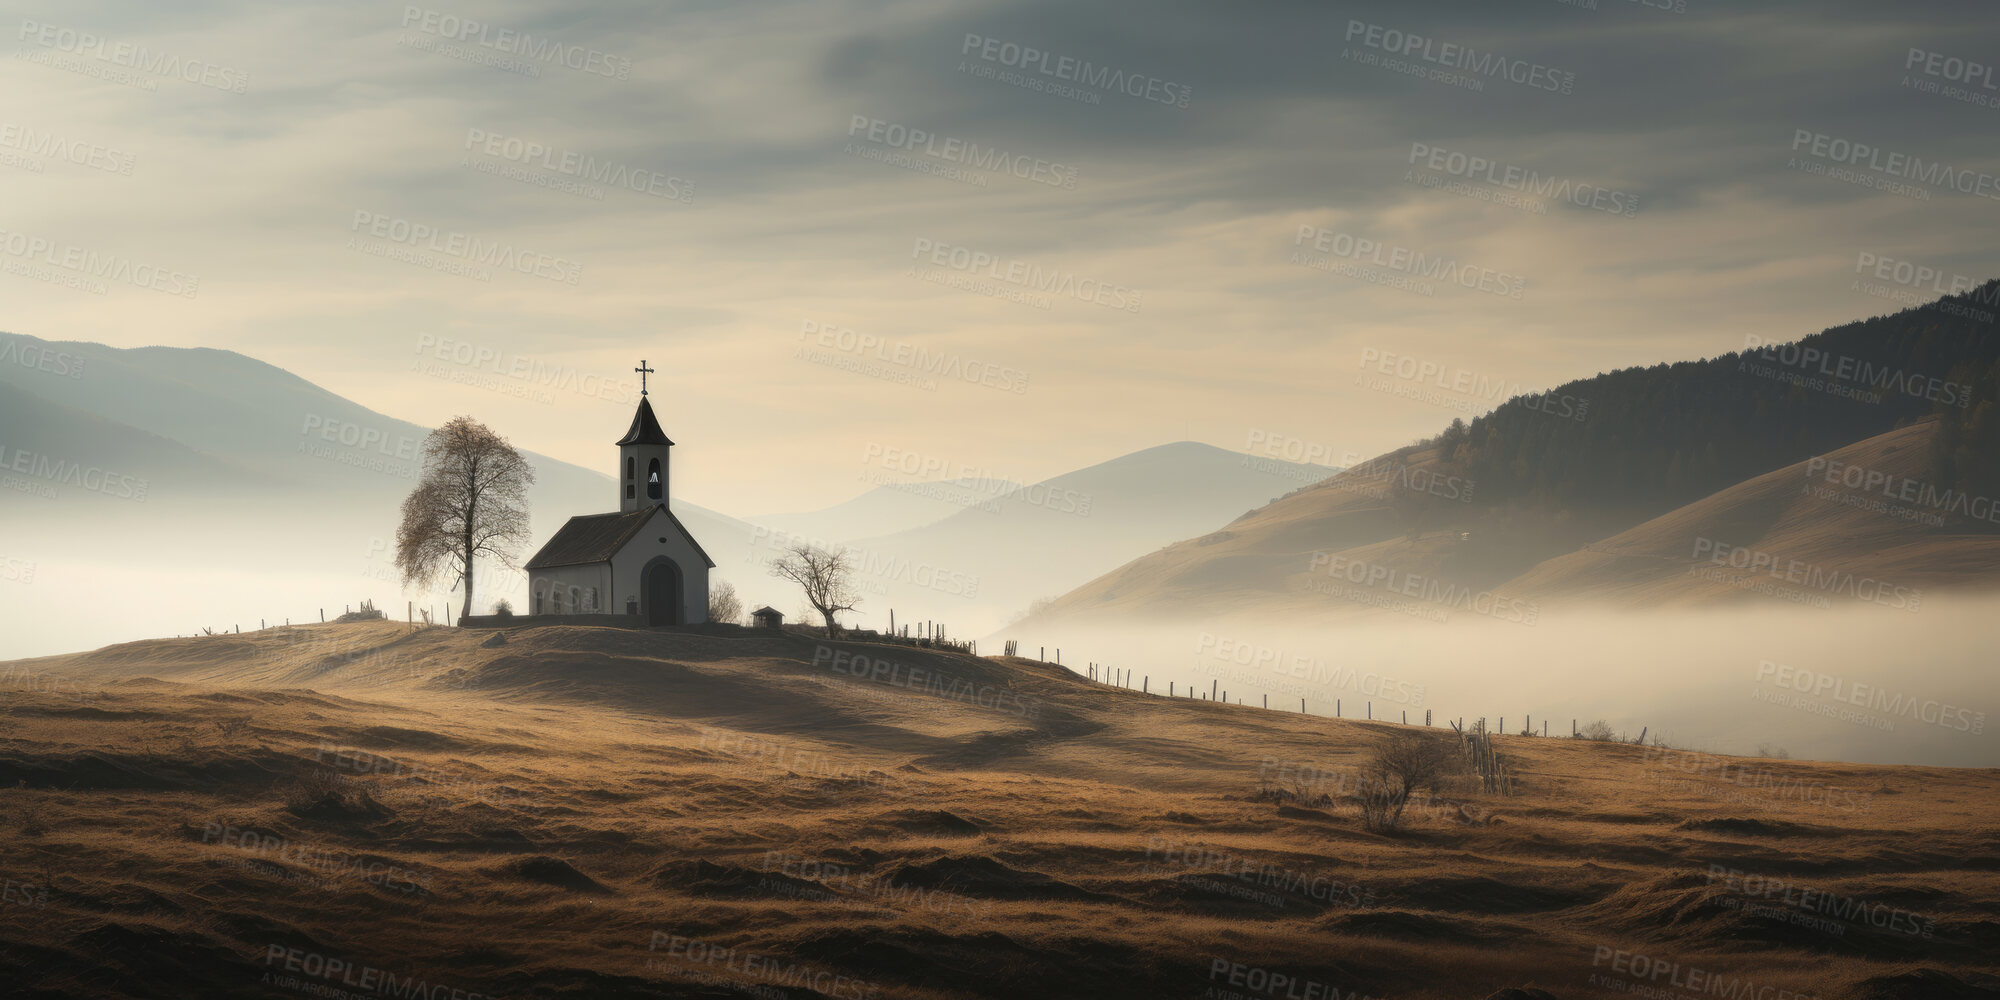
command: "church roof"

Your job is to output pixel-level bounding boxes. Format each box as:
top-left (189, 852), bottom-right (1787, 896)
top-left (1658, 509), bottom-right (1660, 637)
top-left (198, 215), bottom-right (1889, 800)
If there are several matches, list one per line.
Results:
top-left (524, 505), bottom-right (716, 570)
top-left (616, 397), bottom-right (674, 446)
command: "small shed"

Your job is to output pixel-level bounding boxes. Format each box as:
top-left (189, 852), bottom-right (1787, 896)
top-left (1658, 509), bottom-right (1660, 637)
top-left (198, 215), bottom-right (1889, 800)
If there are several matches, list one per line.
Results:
top-left (750, 606), bottom-right (784, 630)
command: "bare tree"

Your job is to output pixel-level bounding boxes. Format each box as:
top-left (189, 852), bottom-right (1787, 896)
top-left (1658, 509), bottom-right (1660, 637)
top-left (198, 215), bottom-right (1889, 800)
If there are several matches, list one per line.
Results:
top-left (396, 416), bottom-right (535, 620)
top-left (769, 544), bottom-right (859, 632)
top-left (706, 579), bottom-right (742, 624)
top-left (1357, 733), bottom-right (1465, 832)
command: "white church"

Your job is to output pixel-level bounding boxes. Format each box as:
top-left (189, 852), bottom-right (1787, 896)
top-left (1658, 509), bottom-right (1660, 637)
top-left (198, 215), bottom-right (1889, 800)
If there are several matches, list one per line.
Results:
top-left (524, 364), bottom-right (713, 625)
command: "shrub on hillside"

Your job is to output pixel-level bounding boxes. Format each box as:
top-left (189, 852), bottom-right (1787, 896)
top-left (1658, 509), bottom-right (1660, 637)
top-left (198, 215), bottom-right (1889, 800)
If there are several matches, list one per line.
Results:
top-left (333, 599), bottom-right (385, 624)
top-left (1575, 719), bottom-right (1616, 741)
top-left (1358, 733), bottom-right (1466, 833)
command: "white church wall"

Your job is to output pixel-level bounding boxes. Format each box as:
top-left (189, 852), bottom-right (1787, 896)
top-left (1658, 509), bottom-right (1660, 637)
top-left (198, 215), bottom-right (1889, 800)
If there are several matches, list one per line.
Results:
top-left (531, 564), bottom-right (611, 616)
top-left (610, 507), bottom-right (710, 624)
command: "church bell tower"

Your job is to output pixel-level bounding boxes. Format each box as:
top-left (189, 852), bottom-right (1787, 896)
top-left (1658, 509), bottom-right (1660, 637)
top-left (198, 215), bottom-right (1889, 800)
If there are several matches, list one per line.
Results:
top-left (618, 361), bottom-right (674, 513)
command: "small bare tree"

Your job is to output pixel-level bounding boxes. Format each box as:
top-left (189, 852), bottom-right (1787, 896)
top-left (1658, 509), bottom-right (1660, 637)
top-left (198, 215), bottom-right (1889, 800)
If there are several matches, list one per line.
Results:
top-left (396, 417), bottom-right (535, 620)
top-left (1576, 719), bottom-right (1616, 742)
top-left (1358, 733), bottom-right (1464, 832)
top-left (707, 579), bottom-right (742, 624)
top-left (769, 544), bottom-right (859, 632)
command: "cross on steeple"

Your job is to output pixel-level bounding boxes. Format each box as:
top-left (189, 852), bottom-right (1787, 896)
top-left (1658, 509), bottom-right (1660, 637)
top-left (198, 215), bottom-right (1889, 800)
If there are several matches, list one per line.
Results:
top-left (634, 359), bottom-right (655, 395)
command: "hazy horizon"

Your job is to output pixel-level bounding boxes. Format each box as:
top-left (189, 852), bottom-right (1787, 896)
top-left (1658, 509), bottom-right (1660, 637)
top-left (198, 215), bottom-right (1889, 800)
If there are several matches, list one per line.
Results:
top-left (1014, 596), bottom-right (1999, 769)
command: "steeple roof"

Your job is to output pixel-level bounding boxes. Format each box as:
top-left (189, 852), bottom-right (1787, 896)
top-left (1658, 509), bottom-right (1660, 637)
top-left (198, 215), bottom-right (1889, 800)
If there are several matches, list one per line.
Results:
top-left (616, 396), bottom-right (674, 446)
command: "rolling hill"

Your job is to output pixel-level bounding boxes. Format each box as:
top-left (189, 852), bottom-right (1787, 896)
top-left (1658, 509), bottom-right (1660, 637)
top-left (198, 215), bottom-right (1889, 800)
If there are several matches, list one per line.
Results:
top-left (1503, 418), bottom-right (2000, 608)
top-left (2, 622), bottom-right (1995, 998)
top-left (1020, 287), bottom-right (2000, 630)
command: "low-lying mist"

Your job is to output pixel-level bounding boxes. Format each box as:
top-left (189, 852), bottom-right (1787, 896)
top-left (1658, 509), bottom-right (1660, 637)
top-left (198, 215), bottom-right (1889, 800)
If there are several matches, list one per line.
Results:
top-left (7, 503), bottom-right (1990, 772)
top-left (1001, 596), bottom-right (1999, 768)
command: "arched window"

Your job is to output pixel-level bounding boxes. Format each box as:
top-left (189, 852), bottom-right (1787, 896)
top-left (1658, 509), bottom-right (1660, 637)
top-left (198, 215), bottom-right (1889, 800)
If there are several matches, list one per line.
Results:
top-left (626, 457), bottom-right (634, 481)
top-left (647, 458), bottom-right (663, 500)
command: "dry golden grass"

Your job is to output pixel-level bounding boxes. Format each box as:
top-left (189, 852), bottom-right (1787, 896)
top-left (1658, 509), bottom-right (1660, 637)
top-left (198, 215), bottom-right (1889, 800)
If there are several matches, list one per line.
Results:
top-left (1504, 419), bottom-right (2000, 608)
top-left (1, 621), bottom-right (1995, 999)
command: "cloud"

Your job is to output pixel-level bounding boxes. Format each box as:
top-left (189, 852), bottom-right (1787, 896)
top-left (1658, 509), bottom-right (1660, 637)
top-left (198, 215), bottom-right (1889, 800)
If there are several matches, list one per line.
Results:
top-left (1, 0), bottom-right (1995, 513)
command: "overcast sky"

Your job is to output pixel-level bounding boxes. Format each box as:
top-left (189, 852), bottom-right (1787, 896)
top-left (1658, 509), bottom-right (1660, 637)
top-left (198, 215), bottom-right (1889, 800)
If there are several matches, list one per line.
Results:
top-left (5, 0), bottom-right (1997, 516)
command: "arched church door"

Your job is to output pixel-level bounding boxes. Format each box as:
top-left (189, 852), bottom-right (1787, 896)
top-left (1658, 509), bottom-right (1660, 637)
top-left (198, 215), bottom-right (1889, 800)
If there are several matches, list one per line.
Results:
top-left (644, 559), bottom-right (682, 626)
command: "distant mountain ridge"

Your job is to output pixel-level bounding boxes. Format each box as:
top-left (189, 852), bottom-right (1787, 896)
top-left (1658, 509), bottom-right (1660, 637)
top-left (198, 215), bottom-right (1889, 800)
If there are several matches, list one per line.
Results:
top-left (1024, 282), bottom-right (2000, 627)
top-left (748, 477), bottom-right (1025, 542)
top-left (0, 331), bottom-right (1340, 655)
top-left (1431, 285), bottom-right (2000, 518)
top-left (713, 441), bottom-right (1340, 635)
top-left (0, 330), bottom-right (769, 658)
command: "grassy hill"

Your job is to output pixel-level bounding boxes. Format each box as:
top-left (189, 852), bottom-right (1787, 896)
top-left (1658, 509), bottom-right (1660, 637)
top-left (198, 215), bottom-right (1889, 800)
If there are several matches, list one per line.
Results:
top-left (1504, 418), bottom-right (2000, 608)
top-left (1, 623), bottom-right (1995, 998)
top-left (1020, 287), bottom-right (2000, 629)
